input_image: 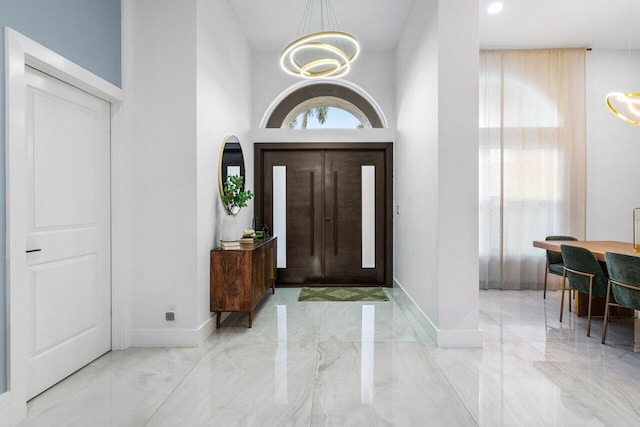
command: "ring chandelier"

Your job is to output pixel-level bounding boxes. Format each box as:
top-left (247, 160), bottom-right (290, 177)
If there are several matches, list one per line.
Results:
top-left (606, 92), bottom-right (640, 126)
top-left (280, 0), bottom-right (359, 79)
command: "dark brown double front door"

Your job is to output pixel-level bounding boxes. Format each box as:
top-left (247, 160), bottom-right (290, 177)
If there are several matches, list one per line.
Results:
top-left (256, 144), bottom-right (392, 286)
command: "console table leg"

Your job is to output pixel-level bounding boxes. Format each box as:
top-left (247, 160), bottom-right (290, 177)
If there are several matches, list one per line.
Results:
top-left (248, 311), bottom-right (253, 328)
top-left (216, 312), bottom-right (221, 328)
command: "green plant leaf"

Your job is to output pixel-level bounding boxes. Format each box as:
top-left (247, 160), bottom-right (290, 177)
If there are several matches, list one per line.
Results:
top-left (221, 175), bottom-right (254, 214)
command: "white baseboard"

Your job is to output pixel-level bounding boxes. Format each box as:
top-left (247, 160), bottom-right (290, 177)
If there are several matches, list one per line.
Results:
top-left (198, 314), bottom-right (216, 344)
top-left (130, 314), bottom-right (217, 347)
top-left (393, 278), bottom-right (438, 342)
top-left (393, 278), bottom-right (482, 348)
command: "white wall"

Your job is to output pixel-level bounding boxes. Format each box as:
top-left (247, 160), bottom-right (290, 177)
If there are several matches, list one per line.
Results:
top-left (395, 0), bottom-right (440, 324)
top-left (395, 0), bottom-right (480, 347)
top-left (128, 0), bottom-right (199, 345)
top-left (586, 50), bottom-right (640, 241)
top-left (196, 0), bottom-right (253, 330)
top-left (436, 0), bottom-right (479, 341)
top-left (126, 0), bottom-right (253, 346)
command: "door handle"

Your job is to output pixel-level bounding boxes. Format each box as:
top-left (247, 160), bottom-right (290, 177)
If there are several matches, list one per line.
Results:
top-left (333, 171), bottom-right (338, 256)
top-left (26, 249), bottom-right (42, 253)
top-left (310, 171), bottom-right (314, 256)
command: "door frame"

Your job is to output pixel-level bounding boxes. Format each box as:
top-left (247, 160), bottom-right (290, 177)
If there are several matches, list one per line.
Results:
top-left (4, 28), bottom-right (125, 423)
top-left (254, 142), bottom-right (393, 287)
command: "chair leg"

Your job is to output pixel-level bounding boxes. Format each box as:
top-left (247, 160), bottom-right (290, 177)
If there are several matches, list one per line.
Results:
top-left (602, 280), bottom-right (612, 344)
top-left (560, 270), bottom-right (567, 322)
top-left (544, 269), bottom-right (548, 299)
top-left (587, 276), bottom-right (594, 337)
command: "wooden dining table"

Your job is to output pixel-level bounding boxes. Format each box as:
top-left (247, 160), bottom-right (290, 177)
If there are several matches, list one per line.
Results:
top-left (533, 240), bottom-right (639, 261)
top-left (533, 240), bottom-right (640, 351)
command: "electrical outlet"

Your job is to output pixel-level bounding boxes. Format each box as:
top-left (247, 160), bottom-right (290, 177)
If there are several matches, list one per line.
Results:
top-left (166, 304), bottom-right (177, 321)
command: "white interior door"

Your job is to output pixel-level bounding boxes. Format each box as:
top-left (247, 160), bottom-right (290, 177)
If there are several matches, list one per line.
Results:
top-left (24, 66), bottom-right (111, 399)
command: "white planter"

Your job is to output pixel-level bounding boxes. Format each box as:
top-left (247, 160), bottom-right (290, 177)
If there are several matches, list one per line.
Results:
top-left (221, 214), bottom-right (238, 242)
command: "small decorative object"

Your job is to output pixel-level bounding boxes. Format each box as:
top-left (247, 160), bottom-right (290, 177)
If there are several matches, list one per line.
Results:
top-left (634, 207), bottom-right (640, 251)
top-left (220, 175), bottom-right (254, 243)
top-left (240, 229), bottom-right (256, 245)
top-left (255, 230), bottom-right (265, 239)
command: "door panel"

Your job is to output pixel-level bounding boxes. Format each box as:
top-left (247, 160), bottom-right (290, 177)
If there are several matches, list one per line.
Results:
top-left (33, 256), bottom-right (98, 352)
top-left (261, 148), bottom-right (388, 285)
top-left (324, 151), bottom-right (385, 284)
top-left (264, 151), bottom-right (323, 283)
top-left (25, 67), bottom-right (111, 399)
top-left (32, 90), bottom-right (97, 227)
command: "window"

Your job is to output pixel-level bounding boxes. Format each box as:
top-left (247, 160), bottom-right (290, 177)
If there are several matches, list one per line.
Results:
top-left (479, 49), bottom-right (586, 290)
top-left (265, 83), bottom-right (385, 128)
top-left (284, 96), bottom-right (370, 129)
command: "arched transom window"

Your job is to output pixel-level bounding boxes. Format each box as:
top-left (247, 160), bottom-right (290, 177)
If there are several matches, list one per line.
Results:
top-left (284, 96), bottom-right (371, 129)
top-left (265, 83), bottom-right (385, 129)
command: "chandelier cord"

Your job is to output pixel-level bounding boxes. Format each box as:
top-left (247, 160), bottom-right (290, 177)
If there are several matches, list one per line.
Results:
top-left (628, 0), bottom-right (632, 83)
top-left (297, 0), bottom-right (313, 39)
top-left (327, 0), bottom-right (346, 53)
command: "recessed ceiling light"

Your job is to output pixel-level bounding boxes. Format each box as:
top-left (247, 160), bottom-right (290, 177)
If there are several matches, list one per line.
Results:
top-left (487, 2), bottom-right (504, 14)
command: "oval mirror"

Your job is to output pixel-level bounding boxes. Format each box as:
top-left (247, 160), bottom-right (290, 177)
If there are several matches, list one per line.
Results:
top-left (218, 134), bottom-right (246, 203)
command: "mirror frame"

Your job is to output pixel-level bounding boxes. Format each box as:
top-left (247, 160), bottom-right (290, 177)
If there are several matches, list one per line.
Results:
top-left (218, 134), bottom-right (246, 209)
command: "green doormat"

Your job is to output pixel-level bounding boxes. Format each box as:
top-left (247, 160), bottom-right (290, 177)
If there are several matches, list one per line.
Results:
top-left (298, 287), bottom-right (389, 302)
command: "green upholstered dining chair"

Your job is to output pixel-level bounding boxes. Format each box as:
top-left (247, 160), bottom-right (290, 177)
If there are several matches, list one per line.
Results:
top-left (602, 252), bottom-right (640, 344)
top-left (560, 244), bottom-right (609, 337)
top-left (544, 235), bottom-right (578, 299)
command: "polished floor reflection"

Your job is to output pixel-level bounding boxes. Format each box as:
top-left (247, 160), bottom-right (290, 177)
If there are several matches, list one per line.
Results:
top-left (19, 289), bottom-right (640, 426)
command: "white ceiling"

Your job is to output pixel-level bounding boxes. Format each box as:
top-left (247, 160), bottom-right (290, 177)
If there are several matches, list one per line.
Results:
top-left (479, 0), bottom-right (640, 50)
top-left (230, 0), bottom-right (640, 52)
top-left (228, 0), bottom-right (415, 51)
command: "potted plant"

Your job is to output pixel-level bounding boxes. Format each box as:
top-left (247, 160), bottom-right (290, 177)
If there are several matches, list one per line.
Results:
top-left (220, 175), bottom-right (254, 242)
top-left (221, 175), bottom-right (254, 215)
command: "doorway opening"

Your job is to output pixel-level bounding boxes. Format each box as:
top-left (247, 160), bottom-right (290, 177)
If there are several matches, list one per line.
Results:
top-left (255, 143), bottom-right (393, 287)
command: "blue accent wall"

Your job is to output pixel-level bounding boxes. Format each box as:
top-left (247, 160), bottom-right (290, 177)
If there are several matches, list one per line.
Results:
top-left (0, 0), bottom-right (121, 394)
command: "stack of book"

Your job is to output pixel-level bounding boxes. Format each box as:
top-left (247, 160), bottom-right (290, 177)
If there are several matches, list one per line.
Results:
top-left (240, 237), bottom-right (255, 245)
top-left (220, 240), bottom-right (241, 250)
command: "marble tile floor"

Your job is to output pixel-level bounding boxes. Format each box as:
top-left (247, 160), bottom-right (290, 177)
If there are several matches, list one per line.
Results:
top-left (19, 288), bottom-right (640, 426)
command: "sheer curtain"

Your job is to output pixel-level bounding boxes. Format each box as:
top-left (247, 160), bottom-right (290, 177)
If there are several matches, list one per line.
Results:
top-left (479, 50), bottom-right (586, 290)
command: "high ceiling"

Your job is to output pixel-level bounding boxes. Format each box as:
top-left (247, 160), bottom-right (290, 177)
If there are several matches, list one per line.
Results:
top-left (229, 0), bottom-right (640, 52)
top-left (228, 0), bottom-right (415, 51)
top-left (479, 0), bottom-right (640, 50)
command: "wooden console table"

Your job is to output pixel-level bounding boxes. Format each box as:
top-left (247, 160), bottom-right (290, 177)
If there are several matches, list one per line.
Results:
top-left (210, 236), bottom-right (277, 328)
